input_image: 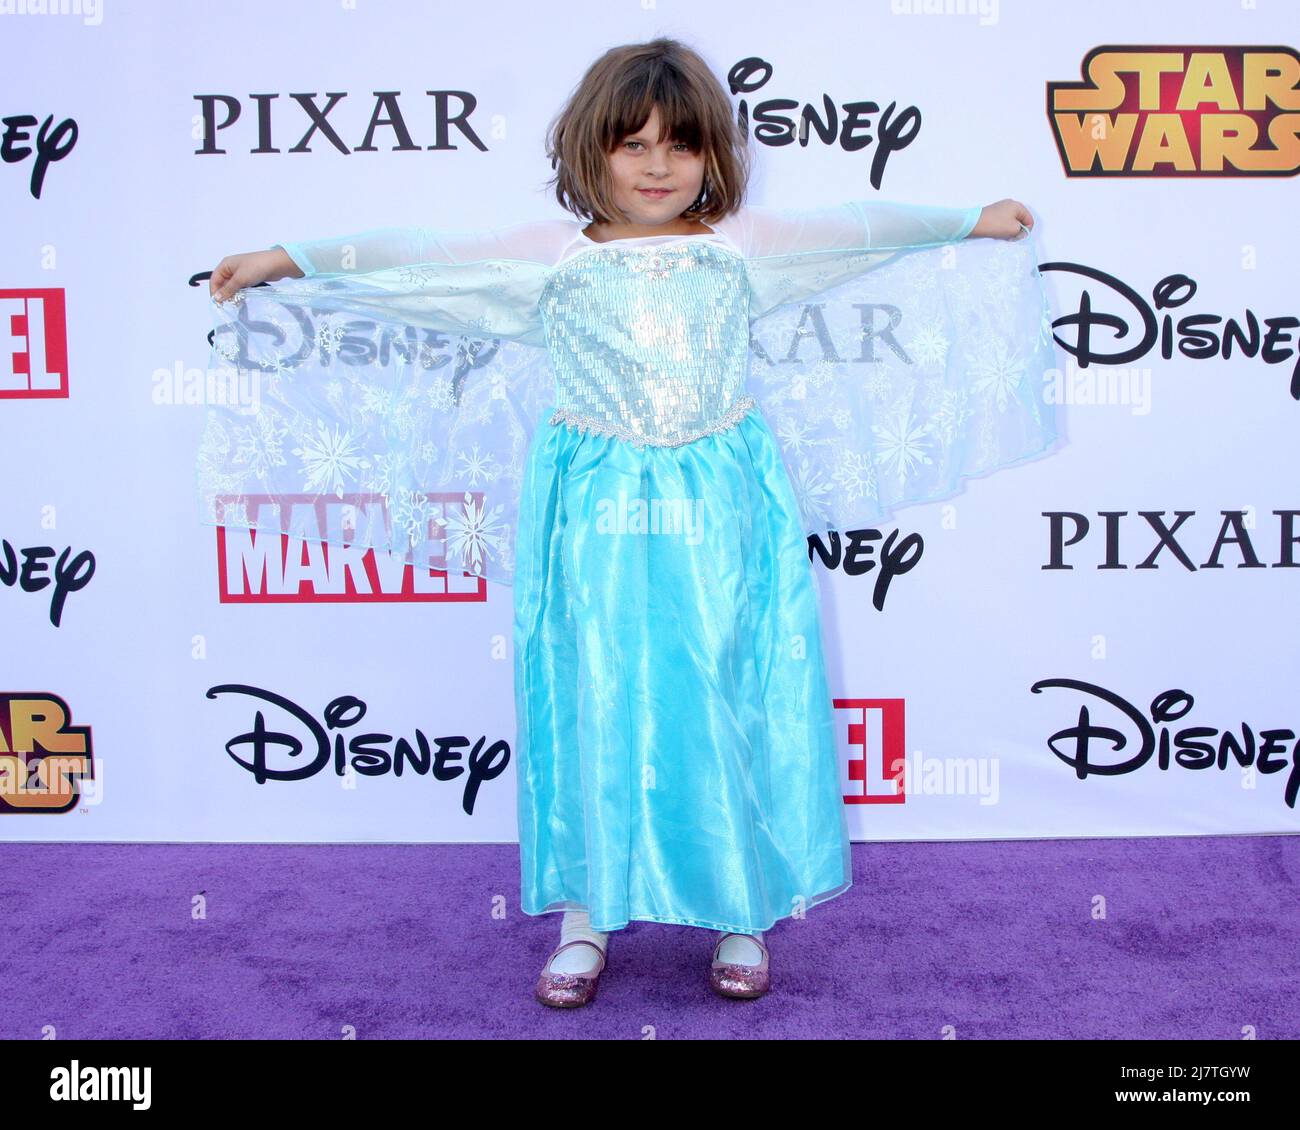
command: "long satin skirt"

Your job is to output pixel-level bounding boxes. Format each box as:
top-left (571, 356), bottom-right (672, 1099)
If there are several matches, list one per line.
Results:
top-left (512, 404), bottom-right (852, 933)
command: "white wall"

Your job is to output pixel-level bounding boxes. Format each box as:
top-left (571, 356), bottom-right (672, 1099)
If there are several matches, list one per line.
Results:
top-left (3, 0), bottom-right (1296, 841)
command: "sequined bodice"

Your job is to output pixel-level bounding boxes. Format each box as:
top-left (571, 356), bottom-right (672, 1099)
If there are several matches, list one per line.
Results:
top-left (538, 239), bottom-right (755, 447)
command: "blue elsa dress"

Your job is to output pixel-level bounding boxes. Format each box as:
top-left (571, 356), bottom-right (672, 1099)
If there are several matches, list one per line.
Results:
top-left (198, 201), bottom-right (1059, 933)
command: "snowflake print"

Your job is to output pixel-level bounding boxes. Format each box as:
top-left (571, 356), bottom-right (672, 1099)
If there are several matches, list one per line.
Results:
top-left (316, 315), bottom-right (348, 357)
top-left (392, 488), bottom-right (439, 550)
top-left (212, 331), bottom-right (243, 364)
top-left (438, 491), bottom-right (507, 576)
top-left (324, 379), bottom-right (347, 411)
top-left (969, 338), bottom-right (1027, 411)
top-left (872, 407), bottom-right (933, 485)
top-left (863, 368), bottom-right (894, 401)
top-left (929, 387), bottom-right (973, 447)
top-left (360, 383), bottom-right (400, 419)
top-left (775, 416), bottom-right (820, 456)
top-left (260, 352), bottom-right (294, 378)
top-left (792, 458), bottom-right (834, 521)
top-left (806, 358), bottom-right (837, 389)
top-left (908, 320), bottom-right (950, 370)
top-left (392, 394), bottom-right (425, 442)
top-left (456, 442), bottom-right (501, 487)
top-left (196, 420), bottom-right (249, 502)
top-left (831, 449), bottom-right (878, 503)
top-left (981, 248), bottom-right (1025, 298)
top-left (427, 377), bottom-right (457, 413)
top-left (293, 420), bottom-right (368, 498)
top-left (232, 410), bottom-right (289, 479)
top-left (361, 452), bottom-right (406, 499)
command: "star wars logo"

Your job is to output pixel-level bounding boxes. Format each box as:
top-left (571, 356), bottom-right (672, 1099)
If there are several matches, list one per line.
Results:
top-left (1047, 45), bottom-right (1300, 176)
top-left (0, 694), bottom-right (95, 813)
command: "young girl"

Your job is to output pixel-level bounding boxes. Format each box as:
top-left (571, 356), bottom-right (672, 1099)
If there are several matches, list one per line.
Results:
top-left (204, 37), bottom-right (1048, 1008)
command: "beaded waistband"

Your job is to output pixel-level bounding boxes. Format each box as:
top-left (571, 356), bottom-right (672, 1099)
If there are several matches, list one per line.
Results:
top-left (549, 394), bottom-right (758, 449)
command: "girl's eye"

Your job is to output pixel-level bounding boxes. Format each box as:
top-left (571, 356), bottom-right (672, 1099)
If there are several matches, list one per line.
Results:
top-left (623, 140), bottom-right (692, 152)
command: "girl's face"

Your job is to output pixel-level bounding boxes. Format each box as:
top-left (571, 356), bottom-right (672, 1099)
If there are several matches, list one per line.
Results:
top-left (605, 104), bottom-right (706, 229)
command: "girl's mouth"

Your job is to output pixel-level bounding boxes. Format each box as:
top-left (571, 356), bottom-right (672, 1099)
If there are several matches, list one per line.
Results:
top-left (638, 188), bottom-right (673, 198)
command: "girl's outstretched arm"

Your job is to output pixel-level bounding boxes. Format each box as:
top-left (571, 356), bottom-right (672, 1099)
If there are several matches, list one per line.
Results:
top-left (273, 220), bottom-right (573, 278)
top-left (211, 219), bottom-right (575, 303)
top-left (720, 197), bottom-right (1032, 259)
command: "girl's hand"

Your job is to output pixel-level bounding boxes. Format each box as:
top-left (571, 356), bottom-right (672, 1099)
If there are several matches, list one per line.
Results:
top-left (970, 198), bottom-right (1034, 240)
top-left (210, 247), bottom-right (303, 304)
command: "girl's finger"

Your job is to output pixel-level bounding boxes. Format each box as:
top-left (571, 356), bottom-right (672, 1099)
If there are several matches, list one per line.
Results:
top-left (210, 264), bottom-right (231, 300)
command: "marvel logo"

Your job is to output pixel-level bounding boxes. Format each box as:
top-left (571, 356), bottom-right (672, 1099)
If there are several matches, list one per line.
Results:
top-left (0, 288), bottom-right (68, 397)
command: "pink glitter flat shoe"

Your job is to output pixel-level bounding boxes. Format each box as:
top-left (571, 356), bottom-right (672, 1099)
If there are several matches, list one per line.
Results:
top-left (534, 939), bottom-right (607, 1008)
top-left (709, 932), bottom-right (770, 999)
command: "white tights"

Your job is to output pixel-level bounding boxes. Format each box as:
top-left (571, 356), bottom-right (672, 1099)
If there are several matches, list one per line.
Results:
top-left (547, 909), bottom-right (609, 974)
top-left (716, 931), bottom-right (765, 964)
top-left (546, 909), bottom-right (765, 973)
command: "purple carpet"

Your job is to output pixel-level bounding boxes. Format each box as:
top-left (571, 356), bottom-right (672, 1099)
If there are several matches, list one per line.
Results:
top-left (2, 836), bottom-right (1295, 1039)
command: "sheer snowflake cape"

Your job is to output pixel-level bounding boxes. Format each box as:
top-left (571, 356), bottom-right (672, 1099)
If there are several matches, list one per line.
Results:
top-left (196, 205), bottom-right (1060, 588)
top-left (197, 259), bottom-right (555, 587)
top-left (745, 231), bottom-right (1058, 533)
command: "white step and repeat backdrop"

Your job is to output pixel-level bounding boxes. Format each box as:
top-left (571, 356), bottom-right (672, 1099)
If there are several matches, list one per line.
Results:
top-left (3, 1), bottom-right (1297, 842)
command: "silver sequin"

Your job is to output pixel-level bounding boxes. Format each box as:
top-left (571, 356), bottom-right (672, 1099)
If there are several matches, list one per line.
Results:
top-left (539, 241), bottom-right (753, 447)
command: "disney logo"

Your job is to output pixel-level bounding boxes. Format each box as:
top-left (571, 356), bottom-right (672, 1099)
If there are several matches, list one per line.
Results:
top-left (1030, 678), bottom-right (1300, 810)
top-left (206, 684), bottom-right (510, 814)
top-left (1040, 261), bottom-right (1300, 401)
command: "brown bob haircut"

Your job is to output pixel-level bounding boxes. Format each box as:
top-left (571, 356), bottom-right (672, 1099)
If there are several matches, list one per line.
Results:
top-left (545, 37), bottom-right (751, 226)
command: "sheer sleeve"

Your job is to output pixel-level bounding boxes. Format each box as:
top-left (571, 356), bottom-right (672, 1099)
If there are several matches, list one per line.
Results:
top-left (273, 218), bottom-right (577, 278)
top-left (718, 199), bottom-right (981, 258)
top-left (721, 200), bottom-right (983, 321)
top-left (245, 218), bottom-right (579, 348)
